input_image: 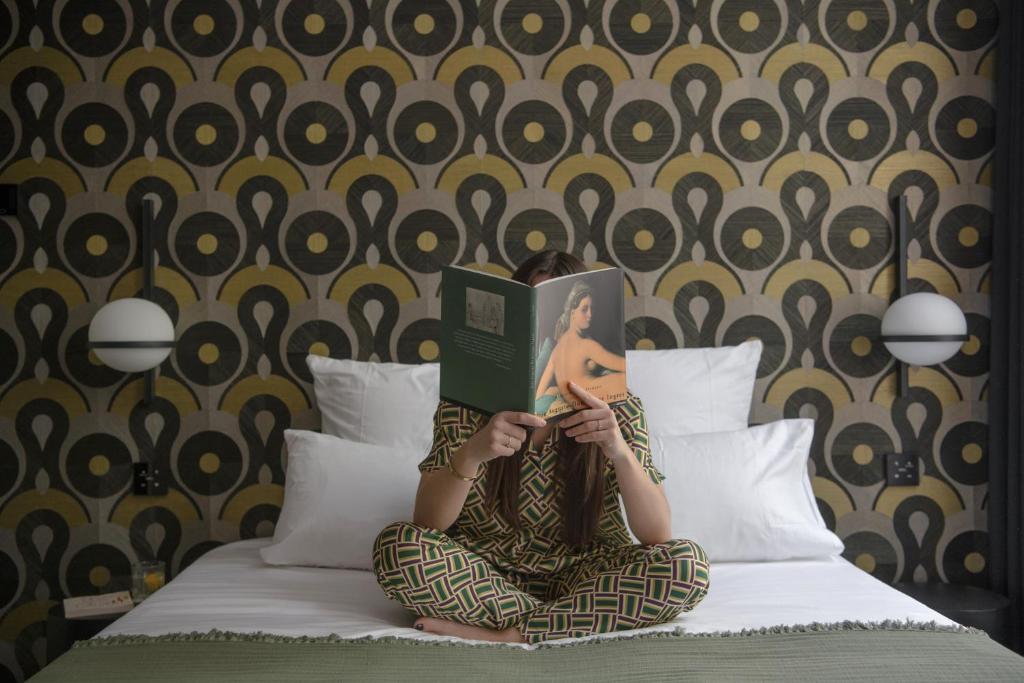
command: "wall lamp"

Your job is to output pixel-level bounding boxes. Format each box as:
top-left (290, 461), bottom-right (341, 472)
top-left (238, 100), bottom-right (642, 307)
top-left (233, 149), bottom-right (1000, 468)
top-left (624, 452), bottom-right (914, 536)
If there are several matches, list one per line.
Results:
top-left (879, 195), bottom-right (969, 397)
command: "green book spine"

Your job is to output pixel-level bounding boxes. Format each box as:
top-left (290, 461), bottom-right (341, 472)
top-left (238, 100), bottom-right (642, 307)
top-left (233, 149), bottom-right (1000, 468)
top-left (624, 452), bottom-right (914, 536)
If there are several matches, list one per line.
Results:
top-left (527, 288), bottom-right (537, 414)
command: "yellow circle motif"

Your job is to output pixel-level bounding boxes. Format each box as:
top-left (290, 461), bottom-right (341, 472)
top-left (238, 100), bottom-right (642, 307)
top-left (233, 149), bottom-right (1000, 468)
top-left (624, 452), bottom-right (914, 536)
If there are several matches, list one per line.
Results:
top-left (86, 234), bottom-right (108, 256)
top-left (847, 119), bottom-right (869, 140)
top-left (852, 444), bottom-right (873, 465)
top-left (633, 229), bottom-right (655, 251)
top-left (958, 225), bottom-right (979, 247)
top-left (82, 13), bottom-right (104, 35)
top-left (636, 338), bottom-right (656, 350)
top-left (419, 339), bottom-right (440, 361)
top-left (526, 230), bottom-right (547, 250)
top-left (305, 13), bottom-right (325, 35)
top-left (632, 121), bottom-right (653, 143)
top-left (89, 454), bottom-right (110, 476)
top-left (198, 342), bottom-right (220, 364)
top-left (741, 228), bottom-right (762, 249)
top-left (522, 12), bottom-right (543, 34)
top-left (415, 13), bottom-right (435, 35)
top-left (199, 452), bottom-right (221, 474)
top-left (964, 551), bottom-right (985, 573)
top-left (84, 124), bottom-right (106, 146)
top-left (309, 341), bottom-right (330, 357)
top-left (417, 231), bottom-right (438, 252)
top-left (851, 336), bottom-right (872, 357)
top-left (523, 122), bottom-right (545, 143)
top-left (740, 120), bottom-right (761, 141)
top-left (196, 124), bottom-right (217, 146)
top-left (416, 122), bottom-right (437, 143)
top-left (849, 227), bottom-right (870, 248)
top-left (305, 123), bottom-right (327, 144)
top-left (89, 566), bottom-right (111, 588)
top-left (847, 10), bottom-right (868, 31)
top-left (957, 9), bottom-right (977, 30)
top-left (631, 13), bottom-right (651, 34)
top-left (739, 11), bottom-right (760, 32)
top-left (962, 334), bottom-right (981, 356)
top-left (855, 553), bottom-right (876, 572)
top-left (961, 443), bottom-right (983, 464)
top-left (307, 232), bottom-right (328, 254)
top-left (197, 233), bottom-right (218, 255)
top-left (957, 118), bottom-right (978, 139)
top-left (193, 14), bottom-right (215, 36)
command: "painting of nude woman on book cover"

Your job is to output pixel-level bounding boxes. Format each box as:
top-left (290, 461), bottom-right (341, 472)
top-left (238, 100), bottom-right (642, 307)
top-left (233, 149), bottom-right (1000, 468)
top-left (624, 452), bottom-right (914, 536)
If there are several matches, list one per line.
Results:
top-left (533, 268), bottom-right (627, 420)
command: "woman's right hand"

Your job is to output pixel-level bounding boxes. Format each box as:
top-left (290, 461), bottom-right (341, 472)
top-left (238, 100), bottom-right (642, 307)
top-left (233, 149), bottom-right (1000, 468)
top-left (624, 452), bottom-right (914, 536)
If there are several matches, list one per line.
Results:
top-left (463, 411), bottom-right (546, 465)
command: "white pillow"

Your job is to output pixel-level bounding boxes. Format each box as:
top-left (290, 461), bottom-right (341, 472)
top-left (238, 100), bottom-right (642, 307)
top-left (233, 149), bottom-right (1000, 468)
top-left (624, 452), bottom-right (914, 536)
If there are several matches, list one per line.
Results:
top-left (626, 340), bottom-right (761, 436)
top-left (260, 430), bottom-right (421, 570)
top-left (307, 355), bottom-right (438, 453)
top-left (652, 419), bottom-right (843, 562)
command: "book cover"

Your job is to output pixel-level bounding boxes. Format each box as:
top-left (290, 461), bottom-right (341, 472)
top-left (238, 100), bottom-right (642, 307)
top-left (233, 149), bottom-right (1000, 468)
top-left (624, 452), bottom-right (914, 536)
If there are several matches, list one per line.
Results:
top-left (439, 265), bottom-right (627, 420)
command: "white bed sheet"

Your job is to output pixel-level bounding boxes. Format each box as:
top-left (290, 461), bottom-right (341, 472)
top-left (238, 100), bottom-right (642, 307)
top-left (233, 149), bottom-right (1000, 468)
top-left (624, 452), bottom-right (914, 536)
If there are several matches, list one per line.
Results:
top-left (98, 538), bottom-right (956, 648)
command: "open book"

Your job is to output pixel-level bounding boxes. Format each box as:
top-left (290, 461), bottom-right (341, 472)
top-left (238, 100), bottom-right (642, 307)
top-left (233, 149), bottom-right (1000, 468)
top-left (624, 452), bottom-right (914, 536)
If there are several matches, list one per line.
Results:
top-left (439, 265), bottom-right (628, 420)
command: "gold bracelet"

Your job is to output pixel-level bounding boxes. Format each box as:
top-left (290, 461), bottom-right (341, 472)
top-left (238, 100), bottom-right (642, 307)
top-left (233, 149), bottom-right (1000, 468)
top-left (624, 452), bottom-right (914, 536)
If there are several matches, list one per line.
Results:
top-left (448, 454), bottom-right (481, 482)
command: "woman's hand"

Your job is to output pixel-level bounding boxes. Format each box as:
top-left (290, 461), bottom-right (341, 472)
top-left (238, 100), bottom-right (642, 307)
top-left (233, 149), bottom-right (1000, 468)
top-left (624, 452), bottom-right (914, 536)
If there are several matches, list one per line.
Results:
top-left (561, 381), bottom-right (629, 461)
top-left (463, 411), bottom-right (546, 467)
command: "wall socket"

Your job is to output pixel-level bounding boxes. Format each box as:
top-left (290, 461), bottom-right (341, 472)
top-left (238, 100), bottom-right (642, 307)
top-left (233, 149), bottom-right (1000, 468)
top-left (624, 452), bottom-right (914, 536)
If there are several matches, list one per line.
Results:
top-left (133, 462), bottom-right (167, 495)
top-left (885, 452), bottom-right (919, 486)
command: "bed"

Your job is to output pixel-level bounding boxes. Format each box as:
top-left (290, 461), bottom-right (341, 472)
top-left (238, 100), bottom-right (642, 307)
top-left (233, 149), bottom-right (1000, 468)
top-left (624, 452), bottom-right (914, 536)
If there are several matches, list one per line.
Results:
top-left (35, 538), bottom-right (1024, 681)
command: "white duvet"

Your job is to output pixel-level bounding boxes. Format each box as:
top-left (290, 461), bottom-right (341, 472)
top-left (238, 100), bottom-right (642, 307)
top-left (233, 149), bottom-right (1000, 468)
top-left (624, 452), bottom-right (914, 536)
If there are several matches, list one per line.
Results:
top-left (98, 538), bottom-right (955, 648)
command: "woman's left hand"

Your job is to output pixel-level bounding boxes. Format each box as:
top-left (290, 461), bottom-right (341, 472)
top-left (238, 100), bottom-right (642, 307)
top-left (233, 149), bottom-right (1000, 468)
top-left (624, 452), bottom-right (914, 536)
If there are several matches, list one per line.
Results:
top-left (561, 381), bottom-right (629, 461)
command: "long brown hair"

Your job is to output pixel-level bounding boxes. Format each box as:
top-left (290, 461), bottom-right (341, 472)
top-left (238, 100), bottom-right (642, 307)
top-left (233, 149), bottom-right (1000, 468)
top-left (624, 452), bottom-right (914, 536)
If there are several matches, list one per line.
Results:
top-left (484, 250), bottom-right (606, 549)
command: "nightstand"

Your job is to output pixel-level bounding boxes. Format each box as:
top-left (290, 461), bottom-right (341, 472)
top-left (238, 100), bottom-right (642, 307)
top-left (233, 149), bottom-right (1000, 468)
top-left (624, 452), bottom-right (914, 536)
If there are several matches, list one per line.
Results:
top-left (45, 603), bottom-right (129, 664)
top-left (893, 582), bottom-right (1011, 647)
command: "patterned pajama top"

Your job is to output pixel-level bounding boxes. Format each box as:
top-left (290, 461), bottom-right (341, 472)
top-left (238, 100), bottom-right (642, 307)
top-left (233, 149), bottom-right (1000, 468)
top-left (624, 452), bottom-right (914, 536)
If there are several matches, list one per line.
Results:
top-left (419, 391), bottom-right (664, 576)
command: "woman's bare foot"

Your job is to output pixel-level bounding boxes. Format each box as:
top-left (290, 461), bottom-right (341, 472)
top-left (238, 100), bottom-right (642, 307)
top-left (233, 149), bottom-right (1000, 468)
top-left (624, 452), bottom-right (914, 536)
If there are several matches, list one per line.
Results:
top-left (413, 616), bottom-right (526, 643)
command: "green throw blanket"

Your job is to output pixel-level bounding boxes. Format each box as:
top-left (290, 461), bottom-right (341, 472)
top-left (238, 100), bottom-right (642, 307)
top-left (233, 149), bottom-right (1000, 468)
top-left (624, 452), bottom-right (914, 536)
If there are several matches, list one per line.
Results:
top-left (33, 621), bottom-right (1024, 682)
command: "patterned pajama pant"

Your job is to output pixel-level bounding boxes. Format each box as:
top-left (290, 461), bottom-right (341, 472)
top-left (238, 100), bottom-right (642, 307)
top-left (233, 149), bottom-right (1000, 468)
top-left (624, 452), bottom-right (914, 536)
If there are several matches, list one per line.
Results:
top-left (372, 521), bottom-right (711, 643)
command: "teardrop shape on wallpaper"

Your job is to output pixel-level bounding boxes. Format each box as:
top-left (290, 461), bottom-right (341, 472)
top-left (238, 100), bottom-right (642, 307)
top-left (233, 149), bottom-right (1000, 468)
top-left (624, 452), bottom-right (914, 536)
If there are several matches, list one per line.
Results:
top-left (368, 352), bottom-right (381, 362)
top-left (909, 510), bottom-right (929, 546)
top-left (366, 243), bottom-right (381, 269)
top-left (34, 358), bottom-right (48, 383)
top-left (474, 242), bottom-right (488, 266)
top-left (143, 27), bottom-right (156, 51)
top-left (799, 240), bottom-right (813, 260)
top-left (801, 347), bottom-right (815, 371)
top-left (31, 303), bottom-right (51, 338)
top-left (799, 403), bottom-right (817, 420)
top-left (252, 191), bottom-right (272, 229)
top-left (905, 21), bottom-right (919, 48)
top-left (797, 24), bottom-right (810, 47)
top-left (253, 26), bottom-right (267, 52)
top-left (583, 241), bottom-right (597, 266)
top-left (913, 565), bottom-right (927, 582)
top-left (908, 401), bottom-right (926, 437)
top-left (259, 463), bottom-right (272, 485)
top-left (31, 136), bottom-right (44, 162)
top-left (26, 82), bottom-right (47, 117)
top-left (35, 579), bottom-right (50, 603)
top-left (796, 187), bottom-right (815, 220)
top-left (32, 418), bottom-right (51, 451)
top-left (145, 413), bottom-right (165, 446)
top-left (255, 244), bottom-right (270, 271)
top-left (580, 25), bottom-right (594, 50)
top-left (33, 247), bottom-right (47, 273)
top-left (28, 192), bottom-right (48, 228)
top-left (360, 81), bottom-right (381, 116)
top-left (145, 523), bottom-right (165, 557)
top-left (798, 294), bottom-right (817, 328)
top-left (254, 135), bottom-right (269, 161)
top-left (798, 132), bottom-right (811, 155)
top-left (691, 240), bottom-right (705, 265)
top-left (32, 526), bottom-right (52, 560)
top-left (690, 132), bottom-right (704, 158)
top-left (471, 189), bottom-right (490, 223)
top-left (902, 78), bottom-right (922, 113)
top-left (250, 82), bottom-right (271, 117)
top-left (141, 83), bottom-right (160, 117)
top-left (34, 467), bottom-right (50, 495)
top-left (362, 190), bottom-right (382, 224)
top-left (688, 187), bottom-right (707, 223)
top-left (794, 79), bottom-right (813, 113)
top-left (688, 24), bottom-right (702, 48)
top-left (907, 237), bottom-right (922, 263)
top-left (905, 186), bottom-right (924, 220)
top-left (144, 137), bottom-right (158, 161)
top-left (253, 300), bottom-right (273, 337)
top-left (363, 25), bottom-right (377, 51)
top-left (255, 410), bottom-right (275, 446)
top-left (145, 193), bottom-right (163, 217)
top-left (470, 81), bottom-right (489, 115)
top-left (29, 26), bottom-right (43, 50)
top-left (685, 80), bottom-right (706, 114)
top-left (578, 80), bottom-right (598, 115)
top-left (472, 26), bottom-right (485, 49)
top-left (581, 133), bottom-right (595, 158)
top-left (257, 353), bottom-right (271, 380)
top-left (474, 134), bottom-right (487, 159)
top-left (363, 299), bottom-right (384, 334)
top-left (579, 189), bottom-right (599, 225)
top-left (689, 296), bottom-right (709, 331)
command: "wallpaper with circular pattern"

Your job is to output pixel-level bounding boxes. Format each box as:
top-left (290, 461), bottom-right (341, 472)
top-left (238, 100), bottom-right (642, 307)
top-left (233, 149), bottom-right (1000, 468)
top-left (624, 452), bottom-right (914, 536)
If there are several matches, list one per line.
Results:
top-left (0, 0), bottom-right (997, 678)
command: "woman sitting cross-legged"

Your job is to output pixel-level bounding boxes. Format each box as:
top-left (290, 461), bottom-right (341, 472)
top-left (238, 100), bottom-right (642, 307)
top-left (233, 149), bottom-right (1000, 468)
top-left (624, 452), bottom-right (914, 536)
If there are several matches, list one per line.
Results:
top-left (371, 250), bottom-right (710, 644)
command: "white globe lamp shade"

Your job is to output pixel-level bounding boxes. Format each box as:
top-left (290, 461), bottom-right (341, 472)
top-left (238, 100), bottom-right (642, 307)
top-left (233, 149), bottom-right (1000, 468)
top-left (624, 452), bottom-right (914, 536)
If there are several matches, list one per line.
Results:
top-left (880, 292), bottom-right (968, 366)
top-left (88, 298), bottom-right (175, 372)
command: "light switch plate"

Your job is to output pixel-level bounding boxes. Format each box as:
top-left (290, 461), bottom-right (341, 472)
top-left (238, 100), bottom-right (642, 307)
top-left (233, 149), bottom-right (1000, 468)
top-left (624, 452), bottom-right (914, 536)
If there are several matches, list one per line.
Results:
top-left (886, 452), bottom-right (919, 486)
